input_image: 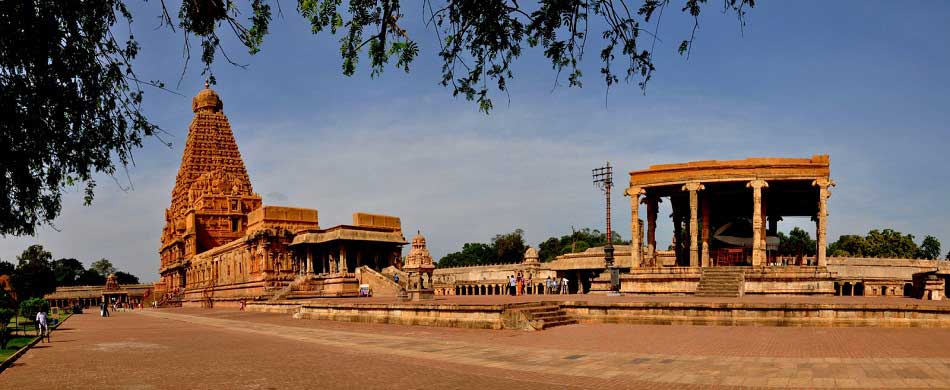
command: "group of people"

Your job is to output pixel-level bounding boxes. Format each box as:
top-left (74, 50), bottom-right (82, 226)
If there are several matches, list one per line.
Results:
top-left (544, 276), bottom-right (570, 295)
top-left (506, 272), bottom-right (531, 295)
top-left (505, 272), bottom-right (571, 295)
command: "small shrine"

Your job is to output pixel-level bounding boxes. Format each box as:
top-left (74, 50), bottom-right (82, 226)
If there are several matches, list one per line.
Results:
top-left (403, 231), bottom-right (435, 300)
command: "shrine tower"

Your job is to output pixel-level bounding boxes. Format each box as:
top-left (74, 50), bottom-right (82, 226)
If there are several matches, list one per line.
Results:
top-left (158, 83), bottom-right (262, 290)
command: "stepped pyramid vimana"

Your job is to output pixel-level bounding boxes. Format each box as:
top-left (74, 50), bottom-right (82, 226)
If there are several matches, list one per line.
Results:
top-left (156, 85), bottom-right (411, 304)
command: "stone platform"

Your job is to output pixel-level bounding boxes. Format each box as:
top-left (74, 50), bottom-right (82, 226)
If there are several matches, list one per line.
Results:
top-left (245, 294), bottom-right (950, 330)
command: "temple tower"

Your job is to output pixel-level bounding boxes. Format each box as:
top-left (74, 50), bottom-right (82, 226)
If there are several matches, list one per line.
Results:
top-left (158, 84), bottom-right (262, 290)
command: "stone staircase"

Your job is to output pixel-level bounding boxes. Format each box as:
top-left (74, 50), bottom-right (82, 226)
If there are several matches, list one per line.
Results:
top-left (514, 303), bottom-right (577, 330)
top-left (269, 274), bottom-right (311, 301)
top-left (696, 268), bottom-right (745, 298)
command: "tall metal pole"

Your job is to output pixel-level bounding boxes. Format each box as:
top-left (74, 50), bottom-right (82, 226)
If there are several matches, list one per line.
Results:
top-left (593, 162), bottom-right (617, 290)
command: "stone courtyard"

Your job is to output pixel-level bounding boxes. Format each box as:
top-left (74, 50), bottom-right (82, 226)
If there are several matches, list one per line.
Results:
top-left (4, 307), bottom-right (950, 389)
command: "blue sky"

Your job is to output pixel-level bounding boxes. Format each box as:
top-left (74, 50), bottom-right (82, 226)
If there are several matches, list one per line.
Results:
top-left (2, 1), bottom-right (948, 281)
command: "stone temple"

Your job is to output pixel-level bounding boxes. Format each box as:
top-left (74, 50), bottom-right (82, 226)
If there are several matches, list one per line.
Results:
top-left (153, 85), bottom-right (950, 306)
top-left (155, 85), bottom-right (411, 305)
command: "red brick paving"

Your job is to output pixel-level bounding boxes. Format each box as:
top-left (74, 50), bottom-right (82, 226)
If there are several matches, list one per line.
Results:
top-left (4, 307), bottom-right (950, 389)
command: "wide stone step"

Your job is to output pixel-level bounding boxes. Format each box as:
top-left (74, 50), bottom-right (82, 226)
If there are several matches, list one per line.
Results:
top-left (538, 318), bottom-right (578, 329)
top-left (697, 269), bottom-right (745, 297)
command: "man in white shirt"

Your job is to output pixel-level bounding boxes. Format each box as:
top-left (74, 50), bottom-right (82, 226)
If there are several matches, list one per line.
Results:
top-left (35, 311), bottom-right (50, 342)
top-left (561, 277), bottom-right (570, 294)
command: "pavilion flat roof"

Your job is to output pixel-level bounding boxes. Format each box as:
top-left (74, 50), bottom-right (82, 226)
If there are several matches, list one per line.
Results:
top-left (291, 225), bottom-right (408, 246)
top-left (629, 155), bottom-right (830, 188)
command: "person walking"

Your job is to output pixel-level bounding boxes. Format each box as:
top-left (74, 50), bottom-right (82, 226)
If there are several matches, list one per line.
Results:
top-left (516, 272), bottom-right (524, 296)
top-left (35, 310), bottom-right (50, 342)
top-left (561, 276), bottom-right (570, 294)
top-left (544, 276), bottom-right (552, 294)
top-left (508, 275), bottom-right (516, 296)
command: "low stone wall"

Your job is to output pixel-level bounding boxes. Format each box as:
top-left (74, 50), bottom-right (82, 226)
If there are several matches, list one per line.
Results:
top-left (620, 267), bottom-right (701, 295)
top-left (246, 302), bottom-right (301, 314)
top-left (294, 302), bottom-right (511, 329)
top-left (561, 301), bottom-right (950, 328)
top-left (744, 267), bottom-right (835, 295)
top-left (243, 298), bottom-right (950, 329)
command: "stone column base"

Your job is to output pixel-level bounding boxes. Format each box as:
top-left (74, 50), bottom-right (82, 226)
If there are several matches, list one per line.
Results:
top-left (323, 276), bottom-right (360, 297)
top-left (405, 288), bottom-right (435, 301)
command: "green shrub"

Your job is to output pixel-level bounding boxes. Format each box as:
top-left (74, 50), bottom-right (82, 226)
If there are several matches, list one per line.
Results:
top-left (18, 297), bottom-right (50, 324)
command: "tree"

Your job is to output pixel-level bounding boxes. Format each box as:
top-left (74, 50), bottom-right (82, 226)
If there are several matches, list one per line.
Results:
top-left (113, 271), bottom-right (140, 285)
top-left (828, 229), bottom-right (937, 259)
top-left (827, 234), bottom-right (868, 257)
top-left (77, 269), bottom-right (106, 286)
top-left (90, 258), bottom-right (116, 276)
top-left (537, 228), bottom-right (627, 262)
top-left (492, 229), bottom-right (527, 264)
top-left (17, 297), bottom-right (50, 329)
top-left (918, 236), bottom-right (941, 260)
top-left (0, 260), bottom-right (13, 277)
top-left (3, 0), bottom-right (755, 236)
top-left (438, 242), bottom-right (495, 268)
top-left (864, 229), bottom-right (919, 259)
top-left (1, 0), bottom-right (160, 237)
top-left (11, 245), bottom-right (56, 300)
top-left (777, 227), bottom-right (816, 257)
top-left (0, 287), bottom-right (13, 348)
top-left (52, 258), bottom-right (86, 287)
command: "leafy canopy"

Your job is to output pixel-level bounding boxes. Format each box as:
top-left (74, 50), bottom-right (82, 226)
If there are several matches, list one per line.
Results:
top-left (90, 258), bottom-right (117, 276)
top-left (537, 227), bottom-right (626, 262)
top-left (438, 229), bottom-right (526, 267)
top-left (827, 229), bottom-right (942, 260)
top-left (776, 227), bottom-right (815, 257)
top-left (0, 0), bottom-right (160, 236)
top-left (3, 0), bottom-right (753, 236)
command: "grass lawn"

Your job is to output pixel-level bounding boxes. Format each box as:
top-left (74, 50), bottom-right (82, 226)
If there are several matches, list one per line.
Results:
top-left (1, 312), bottom-right (71, 362)
top-left (0, 335), bottom-right (37, 361)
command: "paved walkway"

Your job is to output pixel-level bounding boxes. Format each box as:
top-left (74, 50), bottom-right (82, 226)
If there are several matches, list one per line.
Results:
top-left (3, 309), bottom-right (950, 389)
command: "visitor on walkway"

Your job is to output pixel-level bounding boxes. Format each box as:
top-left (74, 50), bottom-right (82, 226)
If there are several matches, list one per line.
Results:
top-left (561, 277), bottom-right (569, 294)
top-left (544, 276), bottom-right (552, 294)
top-left (508, 275), bottom-right (516, 296)
top-left (239, 299), bottom-right (246, 311)
top-left (100, 301), bottom-right (110, 317)
top-left (35, 310), bottom-right (50, 342)
top-left (516, 272), bottom-right (524, 296)
top-left (552, 277), bottom-right (560, 295)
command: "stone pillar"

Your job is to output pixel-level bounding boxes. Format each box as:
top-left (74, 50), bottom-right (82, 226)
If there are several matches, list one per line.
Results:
top-left (682, 182), bottom-right (704, 267)
top-left (306, 247), bottom-right (314, 274)
top-left (672, 211), bottom-right (682, 266)
top-left (812, 178), bottom-right (835, 267)
top-left (746, 180), bottom-right (769, 267)
top-left (339, 244), bottom-right (348, 273)
top-left (646, 195), bottom-right (659, 266)
top-left (701, 197), bottom-right (710, 267)
top-left (627, 187), bottom-right (645, 268)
